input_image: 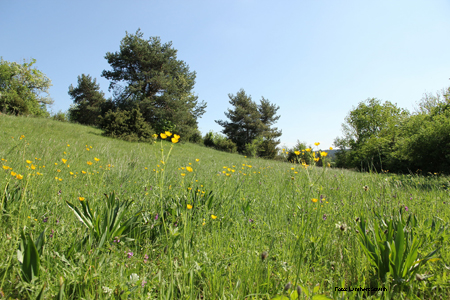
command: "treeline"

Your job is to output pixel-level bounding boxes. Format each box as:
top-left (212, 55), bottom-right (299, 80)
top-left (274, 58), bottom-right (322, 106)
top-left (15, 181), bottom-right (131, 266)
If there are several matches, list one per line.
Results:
top-left (334, 87), bottom-right (450, 174)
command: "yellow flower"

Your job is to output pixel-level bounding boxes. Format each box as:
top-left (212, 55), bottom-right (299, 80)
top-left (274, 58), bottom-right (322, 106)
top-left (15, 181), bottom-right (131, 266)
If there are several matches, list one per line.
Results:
top-left (152, 133), bottom-right (158, 139)
top-left (62, 158), bottom-right (67, 164)
top-left (86, 148), bottom-right (90, 151)
top-left (160, 133), bottom-right (167, 139)
top-left (78, 197), bottom-right (85, 201)
top-left (187, 204), bottom-right (193, 209)
top-left (314, 157), bottom-right (320, 162)
top-left (16, 174), bottom-right (23, 180)
top-left (11, 171), bottom-right (17, 176)
top-left (171, 137), bottom-right (179, 143)
top-left (82, 171), bottom-right (87, 174)
top-left (70, 172), bottom-right (74, 175)
top-left (87, 161), bottom-right (93, 165)
top-left (211, 215), bottom-right (217, 219)
top-left (174, 134), bottom-right (180, 139)
top-left (57, 169), bottom-right (61, 172)
top-left (94, 157), bottom-right (100, 162)
top-left (186, 166), bottom-right (193, 172)
top-left (26, 160), bottom-right (32, 164)
top-left (320, 152), bottom-right (328, 157)
top-left (58, 178), bottom-right (62, 181)
top-left (31, 165), bottom-right (36, 170)
top-left (329, 147), bottom-right (333, 150)
top-left (67, 144), bottom-right (70, 147)
top-left (294, 150), bottom-right (300, 156)
top-left (305, 148), bottom-right (311, 152)
top-left (314, 142), bottom-right (320, 146)
top-left (312, 198), bottom-right (318, 203)
top-left (195, 159), bottom-right (199, 162)
top-left (181, 173), bottom-right (186, 177)
top-left (291, 167), bottom-right (295, 170)
top-left (165, 131), bottom-right (172, 137)
top-left (2, 165), bottom-right (9, 170)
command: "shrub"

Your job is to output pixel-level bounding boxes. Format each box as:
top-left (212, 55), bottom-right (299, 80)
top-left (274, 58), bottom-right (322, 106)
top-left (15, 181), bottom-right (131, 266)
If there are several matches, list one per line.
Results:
top-left (244, 136), bottom-right (263, 158)
top-left (99, 107), bottom-right (154, 142)
top-left (189, 130), bottom-right (203, 144)
top-left (51, 110), bottom-right (68, 122)
top-left (215, 138), bottom-right (237, 153)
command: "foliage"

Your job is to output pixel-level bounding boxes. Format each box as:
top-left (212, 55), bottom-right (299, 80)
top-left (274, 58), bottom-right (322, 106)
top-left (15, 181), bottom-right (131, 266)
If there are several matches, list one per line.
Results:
top-left (101, 29), bottom-right (206, 141)
top-left (1, 115), bottom-right (449, 299)
top-left (99, 107), bottom-right (155, 142)
top-left (17, 229), bottom-right (46, 283)
top-left (203, 131), bottom-right (237, 153)
top-left (50, 110), bottom-right (69, 122)
top-left (68, 74), bottom-right (107, 126)
top-left (66, 192), bottom-right (142, 250)
top-left (0, 58), bottom-right (53, 116)
top-left (216, 89), bottom-right (281, 153)
top-left (334, 98), bottom-right (408, 172)
top-left (357, 207), bottom-right (440, 286)
top-left (335, 87), bottom-right (450, 174)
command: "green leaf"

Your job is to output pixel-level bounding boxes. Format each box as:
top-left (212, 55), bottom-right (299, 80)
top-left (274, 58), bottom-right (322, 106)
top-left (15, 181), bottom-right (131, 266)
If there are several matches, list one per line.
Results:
top-left (312, 295), bottom-right (333, 300)
top-left (271, 296), bottom-right (289, 300)
top-left (22, 233), bottom-right (40, 282)
top-left (35, 282), bottom-right (47, 300)
top-left (313, 285), bottom-right (320, 293)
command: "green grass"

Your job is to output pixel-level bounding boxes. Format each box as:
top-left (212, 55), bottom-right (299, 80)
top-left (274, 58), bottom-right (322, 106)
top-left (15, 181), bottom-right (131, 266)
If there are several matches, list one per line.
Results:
top-left (0, 114), bottom-right (449, 299)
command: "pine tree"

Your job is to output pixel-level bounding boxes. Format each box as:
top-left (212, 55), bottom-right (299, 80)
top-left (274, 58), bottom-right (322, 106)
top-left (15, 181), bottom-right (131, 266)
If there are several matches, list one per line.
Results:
top-left (216, 89), bottom-right (281, 155)
top-left (68, 74), bottom-right (107, 126)
top-left (101, 29), bottom-right (206, 140)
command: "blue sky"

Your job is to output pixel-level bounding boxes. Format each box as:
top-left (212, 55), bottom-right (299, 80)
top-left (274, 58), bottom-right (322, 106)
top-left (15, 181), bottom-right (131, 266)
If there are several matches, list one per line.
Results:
top-left (2, 0), bottom-right (450, 149)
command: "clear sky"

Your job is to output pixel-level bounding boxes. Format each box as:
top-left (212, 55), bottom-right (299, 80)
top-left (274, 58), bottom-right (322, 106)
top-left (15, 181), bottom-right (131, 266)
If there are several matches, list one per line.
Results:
top-left (2, 0), bottom-right (450, 149)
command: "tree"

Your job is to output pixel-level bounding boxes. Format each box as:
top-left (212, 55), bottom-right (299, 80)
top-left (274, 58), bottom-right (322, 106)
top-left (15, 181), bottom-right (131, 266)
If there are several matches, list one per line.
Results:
top-left (0, 58), bottom-right (53, 116)
top-left (68, 74), bottom-right (108, 125)
top-left (334, 98), bottom-right (408, 171)
top-left (215, 89), bottom-right (281, 155)
top-left (101, 29), bottom-right (206, 140)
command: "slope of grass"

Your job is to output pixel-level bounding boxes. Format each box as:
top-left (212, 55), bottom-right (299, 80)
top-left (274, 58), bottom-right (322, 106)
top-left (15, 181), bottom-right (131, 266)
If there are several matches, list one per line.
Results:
top-left (0, 114), bottom-right (449, 299)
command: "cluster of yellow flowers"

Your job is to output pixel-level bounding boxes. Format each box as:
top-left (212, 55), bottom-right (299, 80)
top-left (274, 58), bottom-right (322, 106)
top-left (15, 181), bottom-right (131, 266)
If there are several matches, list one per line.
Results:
top-left (154, 131), bottom-right (180, 143)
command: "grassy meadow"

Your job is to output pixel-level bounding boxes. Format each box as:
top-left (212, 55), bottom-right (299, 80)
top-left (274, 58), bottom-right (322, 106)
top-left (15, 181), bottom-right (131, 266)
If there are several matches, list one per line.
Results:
top-left (0, 114), bottom-right (449, 299)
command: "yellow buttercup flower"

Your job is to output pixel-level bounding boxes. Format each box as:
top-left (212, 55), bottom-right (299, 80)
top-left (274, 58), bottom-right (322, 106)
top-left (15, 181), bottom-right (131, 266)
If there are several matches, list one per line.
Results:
top-left (211, 215), bottom-right (217, 219)
top-left (16, 174), bottom-right (23, 180)
top-left (171, 137), bottom-right (179, 143)
top-left (314, 142), bottom-right (320, 146)
top-left (160, 133), bottom-right (167, 139)
top-left (2, 165), bottom-right (8, 170)
top-left (329, 147), bottom-right (333, 150)
top-left (187, 204), bottom-right (193, 209)
top-left (320, 152), bottom-right (328, 157)
top-left (181, 173), bottom-right (186, 177)
top-left (186, 166), bottom-right (193, 172)
top-left (62, 158), bottom-right (67, 164)
top-left (312, 198), bottom-right (318, 203)
top-left (165, 131), bottom-right (172, 137)
top-left (11, 171), bottom-right (17, 176)
top-left (78, 197), bottom-right (85, 201)
top-left (196, 159), bottom-right (199, 162)
top-left (26, 160), bottom-right (32, 164)
top-left (305, 148), bottom-right (311, 152)
top-left (294, 151), bottom-right (300, 156)
top-left (94, 157), bottom-right (100, 162)
top-left (174, 134), bottom-right (180, 139)
top-left (87, 161), bottom-right (93, 165)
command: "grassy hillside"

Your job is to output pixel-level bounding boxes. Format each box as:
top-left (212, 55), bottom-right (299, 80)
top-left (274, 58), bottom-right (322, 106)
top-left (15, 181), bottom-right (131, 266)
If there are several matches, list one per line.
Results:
top-left (1, 114), bottom-right (449, 299)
